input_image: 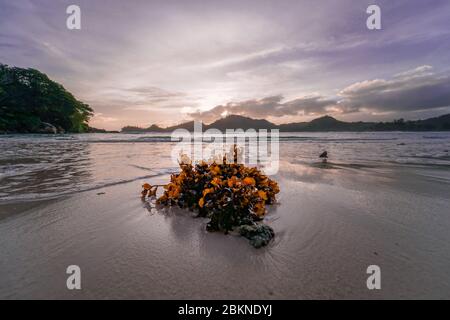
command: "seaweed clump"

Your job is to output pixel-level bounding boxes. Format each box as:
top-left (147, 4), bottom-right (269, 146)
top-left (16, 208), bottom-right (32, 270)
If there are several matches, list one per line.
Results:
top-left (141, 150), bottom-right (280, 248)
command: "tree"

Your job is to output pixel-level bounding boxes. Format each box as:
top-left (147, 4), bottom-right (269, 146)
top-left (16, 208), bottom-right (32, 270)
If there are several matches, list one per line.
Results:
top-left (0, 64), bottom-right (93, 133)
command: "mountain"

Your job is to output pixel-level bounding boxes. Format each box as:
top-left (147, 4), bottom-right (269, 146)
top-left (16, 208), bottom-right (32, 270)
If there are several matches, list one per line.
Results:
top-left (410, 113), bottom-right (450, 130)
top-left (279, 115), bottom-right (350, 131)
top-left (165, 120), bottom-right (199, 132)
top-left (121, 115), bottom-right (276, 133)
top-left (121, 114), bottom-right (450, 133)
top-left (205, 115), bottom-right (277, 131)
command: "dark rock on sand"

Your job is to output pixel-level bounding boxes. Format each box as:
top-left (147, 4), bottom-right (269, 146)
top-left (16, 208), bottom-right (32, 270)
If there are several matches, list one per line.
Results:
top-left (239, 224), bottom-right (275, 248)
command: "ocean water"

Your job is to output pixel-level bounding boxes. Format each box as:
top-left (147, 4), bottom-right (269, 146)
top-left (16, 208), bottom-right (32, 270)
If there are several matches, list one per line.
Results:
top-left (0, 132), bottom-right (450, 202)
top-left (0, 132), bottom-right (449, 203)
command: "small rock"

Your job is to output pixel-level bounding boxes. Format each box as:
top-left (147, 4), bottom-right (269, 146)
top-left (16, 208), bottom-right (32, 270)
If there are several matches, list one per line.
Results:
top-left (239, 224), bottom-right (274, 248)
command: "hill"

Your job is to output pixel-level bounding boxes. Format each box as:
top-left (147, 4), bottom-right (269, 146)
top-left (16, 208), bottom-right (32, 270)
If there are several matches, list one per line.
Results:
top-left (0, 64), bottom-right (93, 133)
top-left (204, 115), bottom-right (277, 131)
top-left (121, 114), bottom-right (450, 132)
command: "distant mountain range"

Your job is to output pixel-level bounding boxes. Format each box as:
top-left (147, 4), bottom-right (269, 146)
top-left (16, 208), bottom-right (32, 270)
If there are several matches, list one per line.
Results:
top-left (121, 113), bottom-right (450, 133)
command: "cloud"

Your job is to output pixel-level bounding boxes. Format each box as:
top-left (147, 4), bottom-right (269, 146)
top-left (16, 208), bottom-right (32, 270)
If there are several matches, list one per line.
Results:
top-left (393, 65), bottom-right (433, 78)
top-left (87, 86), bottom-right (199, 113)
top-left (338, 65), bottom-right (450, 112)
top-left (189, 95), bottom-right (338, 123)
top-left (124, 86), bottom-right (187, 102)
top-left (189, 65), bottom-right (450, 122)
top-left (90, 113), bottom-right (118, 127)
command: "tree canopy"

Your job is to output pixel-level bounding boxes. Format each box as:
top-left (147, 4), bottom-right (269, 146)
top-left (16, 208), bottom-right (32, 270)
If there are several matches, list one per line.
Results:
top-left (0, 64), bottom-right (93, 133)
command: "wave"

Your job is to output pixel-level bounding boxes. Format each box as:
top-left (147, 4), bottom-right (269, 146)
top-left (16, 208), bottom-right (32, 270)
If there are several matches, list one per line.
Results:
top-left (2, 136), bottom-right (403, 144)
top-left (0, 169), bottom-right (174, 203)
top-left (422, 136), bottom-right (448, 139)
top-left (2, 132), bottom-right (449, 144)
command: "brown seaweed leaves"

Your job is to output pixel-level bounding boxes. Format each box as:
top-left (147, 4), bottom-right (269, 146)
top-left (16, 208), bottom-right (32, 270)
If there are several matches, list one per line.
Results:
top-left (141, 157), bottom-right (280, 247)
top-left (141, 183), bottom-right (158, 198)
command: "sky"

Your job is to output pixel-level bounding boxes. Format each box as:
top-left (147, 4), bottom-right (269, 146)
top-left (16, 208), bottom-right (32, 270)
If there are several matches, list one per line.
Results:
top-left (1, 0), bottom-right (450, 130)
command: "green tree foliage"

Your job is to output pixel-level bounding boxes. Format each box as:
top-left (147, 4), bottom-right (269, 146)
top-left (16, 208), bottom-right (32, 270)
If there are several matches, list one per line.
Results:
top-left (0, 64), bottom-right (93, 133)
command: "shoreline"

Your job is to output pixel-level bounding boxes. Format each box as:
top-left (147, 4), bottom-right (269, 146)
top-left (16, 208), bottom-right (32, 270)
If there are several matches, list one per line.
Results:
top-left (2, 130), bottom-right (450, 135)
top-left (1, 161), bottom-right (449, 299)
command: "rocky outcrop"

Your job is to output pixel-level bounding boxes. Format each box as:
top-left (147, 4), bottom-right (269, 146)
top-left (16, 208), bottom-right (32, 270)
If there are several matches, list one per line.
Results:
top-left (38, 122), bottom-right (58, 134)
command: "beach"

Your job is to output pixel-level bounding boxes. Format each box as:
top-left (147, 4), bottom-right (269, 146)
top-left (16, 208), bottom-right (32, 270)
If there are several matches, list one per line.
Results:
top-left (1, 132), bottom-right (450, 299)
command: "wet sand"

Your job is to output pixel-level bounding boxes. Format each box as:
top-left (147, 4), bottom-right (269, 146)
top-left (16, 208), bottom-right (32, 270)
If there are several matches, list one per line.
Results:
top-left (1, 161), bottom-right (449, 299)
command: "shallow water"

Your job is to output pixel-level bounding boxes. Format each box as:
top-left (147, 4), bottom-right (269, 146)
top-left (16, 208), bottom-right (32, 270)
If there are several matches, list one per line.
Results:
top-left (1, 132), bottom-right (449, 202)
top-left (0, 132), bottom-right (450, 299)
